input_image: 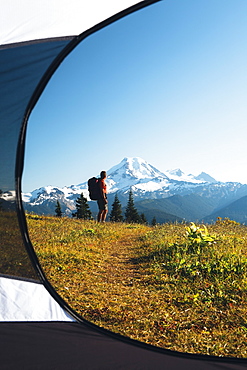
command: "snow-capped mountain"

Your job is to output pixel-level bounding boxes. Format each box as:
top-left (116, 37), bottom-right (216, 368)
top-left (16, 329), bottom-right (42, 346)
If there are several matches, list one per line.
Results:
top-left (163, 168), bottom-right (212, 184)
top-left (105, 157), bottom-right (221, 202)
top-left (107, 157), bottom-right (170, 193)
top-left (23, 157), bottom-right (209, 205)
top-left (22, 157), bottom-right (247, 220)
top-left (106, 157), bottom-right (215, 193)
top-left (195, 172), bottom-right (217, 183)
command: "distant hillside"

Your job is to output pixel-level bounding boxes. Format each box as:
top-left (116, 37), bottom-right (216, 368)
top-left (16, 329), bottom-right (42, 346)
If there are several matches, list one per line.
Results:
top-left (203, 195), bottom-right (247, 224)
top-left (135, 194), bottom-right (216, 222)
top-left (128, 205), bottom-right (183, 224)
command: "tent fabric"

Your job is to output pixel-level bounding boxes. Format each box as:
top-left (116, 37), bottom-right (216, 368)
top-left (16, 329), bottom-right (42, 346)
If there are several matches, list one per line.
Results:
top-left (0, 276), bottom-right (74, 322)
top-left (0, 39), bottom-right (70, 193)
top-left (0, 210), bottom-right (38, 280)
top-left (1, 0), bottom-right (247, 368)
top-left (0, 1), bottom-right (141, 46)
top-left (1, 322), bottom-right (246, 370)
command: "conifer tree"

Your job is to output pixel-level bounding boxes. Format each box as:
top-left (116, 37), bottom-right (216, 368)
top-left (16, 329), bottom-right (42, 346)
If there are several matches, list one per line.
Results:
top-left (109, 194), bottom-right (123, 222)
top-left (55, 200), bottom-right (62, 217)
top-left (140, 213), bottom-right (147, 224)
top-left (73, 193), bottom-right (92, 220)
top-left (125, 189), bottom-right (140, 223)
top-left (151, 216), bottom-right (157, 226)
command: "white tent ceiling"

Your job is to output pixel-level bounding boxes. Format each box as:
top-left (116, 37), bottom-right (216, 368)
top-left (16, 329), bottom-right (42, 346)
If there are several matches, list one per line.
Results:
top-left (0, 0), bottom-right (141, 46)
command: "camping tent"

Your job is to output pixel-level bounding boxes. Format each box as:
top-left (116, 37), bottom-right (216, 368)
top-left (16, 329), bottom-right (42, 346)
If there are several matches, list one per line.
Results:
top-left (0, 1), bottom-right (246, 368)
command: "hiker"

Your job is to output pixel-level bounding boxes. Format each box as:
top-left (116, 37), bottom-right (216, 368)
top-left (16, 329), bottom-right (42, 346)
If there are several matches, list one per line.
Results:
top-left (97, 170), bottom-right (108, 222)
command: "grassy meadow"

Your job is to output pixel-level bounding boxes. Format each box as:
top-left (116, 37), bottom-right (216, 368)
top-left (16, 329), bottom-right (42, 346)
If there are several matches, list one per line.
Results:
top-left (27, 214), bottom-right (247, 358)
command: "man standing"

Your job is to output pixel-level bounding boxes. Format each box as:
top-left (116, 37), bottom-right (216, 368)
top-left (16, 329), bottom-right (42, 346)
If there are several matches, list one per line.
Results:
top-left (97, 171), bottom-right (108, 222)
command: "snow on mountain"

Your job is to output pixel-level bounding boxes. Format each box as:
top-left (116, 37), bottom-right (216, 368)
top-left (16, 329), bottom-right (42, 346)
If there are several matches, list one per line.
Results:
top-left (25, 187), bottom-right (67, 204)
top-left (164, 168), bottom-right (210, 184)
top-left (1, 190), bottom-right (16, 201)
top-left (21, 157), bottom-right (225, 216)
top-left (24, 184), bottom-right (87, 209)
top-left (106, 157), bottom-right (171, 193)
top-left (195, 172), bottom-right (217, 183)
top-left (108, 157), bottom-right (167, 180)
top-left (22, 157), bottom-right (214, 204)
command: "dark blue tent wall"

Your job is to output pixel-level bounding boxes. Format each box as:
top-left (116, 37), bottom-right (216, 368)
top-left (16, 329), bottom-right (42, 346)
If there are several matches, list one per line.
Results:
top-left (0, 39), bottom-right (71, 280)
top-left (0, 40), bottom-right (71, 191)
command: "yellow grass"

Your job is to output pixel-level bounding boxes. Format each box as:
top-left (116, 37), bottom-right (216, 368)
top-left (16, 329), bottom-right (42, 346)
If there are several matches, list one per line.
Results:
top-left (27, 215), bottom-right (247, 358)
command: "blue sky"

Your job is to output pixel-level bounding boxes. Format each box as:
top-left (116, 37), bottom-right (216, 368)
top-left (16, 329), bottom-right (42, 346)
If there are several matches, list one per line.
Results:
top-left (23, 0), bottom-right (247, 192)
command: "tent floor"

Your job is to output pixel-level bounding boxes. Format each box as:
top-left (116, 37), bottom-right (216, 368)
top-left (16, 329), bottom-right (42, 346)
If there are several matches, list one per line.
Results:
top-left (0, 321), bottom-right (246, 369)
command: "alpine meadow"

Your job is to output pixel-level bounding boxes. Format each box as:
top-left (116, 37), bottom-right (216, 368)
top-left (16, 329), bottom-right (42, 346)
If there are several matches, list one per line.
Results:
top-left (26, 214), bottom-right (247, 358)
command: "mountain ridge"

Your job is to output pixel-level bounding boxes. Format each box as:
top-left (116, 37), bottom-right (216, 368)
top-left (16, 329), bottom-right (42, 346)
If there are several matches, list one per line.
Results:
top-left (21, 157), bottom-right (247, 223)
top-left (202, 195), bottom-right (247, 224)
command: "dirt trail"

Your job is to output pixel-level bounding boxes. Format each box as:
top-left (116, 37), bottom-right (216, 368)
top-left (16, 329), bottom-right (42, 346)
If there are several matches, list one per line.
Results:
top-left (100, 232), bottom-right (143, 289)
